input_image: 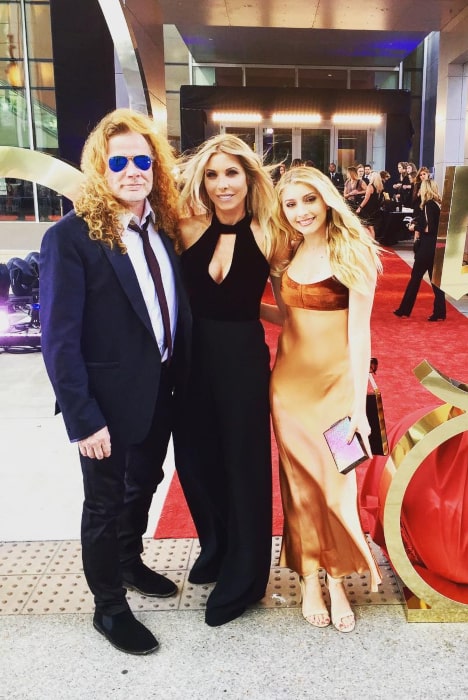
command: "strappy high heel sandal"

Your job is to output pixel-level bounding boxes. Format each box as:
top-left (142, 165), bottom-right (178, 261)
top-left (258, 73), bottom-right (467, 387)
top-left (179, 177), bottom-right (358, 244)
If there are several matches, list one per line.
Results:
top-left (325, 574), bottom-right (355, 633)
top-left (299, 571), bottom-right (330, 628)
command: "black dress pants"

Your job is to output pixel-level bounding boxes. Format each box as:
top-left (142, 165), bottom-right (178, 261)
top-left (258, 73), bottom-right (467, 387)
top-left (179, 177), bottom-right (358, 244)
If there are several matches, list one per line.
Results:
top-left (174, 318), bottom-right (272, 622)
top-left (80, 363), bottom-right (174, 615)
top-left (396, 239), bottom-right (446, 318)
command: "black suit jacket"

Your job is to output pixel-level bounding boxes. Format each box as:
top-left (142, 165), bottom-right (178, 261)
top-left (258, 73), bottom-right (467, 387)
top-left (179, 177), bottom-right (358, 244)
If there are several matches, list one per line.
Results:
top-left (40, 210), bottom-right (191, 446)
top-left (328, 171), bottom-right (344, 191)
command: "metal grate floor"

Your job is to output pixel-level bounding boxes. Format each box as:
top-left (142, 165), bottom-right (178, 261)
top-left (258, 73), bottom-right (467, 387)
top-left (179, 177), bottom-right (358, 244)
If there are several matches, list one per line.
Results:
top-left (0, 537), bottom-right (404, 616)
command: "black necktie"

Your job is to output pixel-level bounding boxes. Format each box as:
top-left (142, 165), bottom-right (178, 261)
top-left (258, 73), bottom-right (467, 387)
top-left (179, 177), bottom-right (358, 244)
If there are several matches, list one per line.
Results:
top-left (129, 217), bottom-right (173, 361)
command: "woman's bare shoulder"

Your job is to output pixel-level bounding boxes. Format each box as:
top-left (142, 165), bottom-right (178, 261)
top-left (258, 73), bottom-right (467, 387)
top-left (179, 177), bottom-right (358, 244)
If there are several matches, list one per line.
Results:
top-left (178, 213), bottom-right (211, 249)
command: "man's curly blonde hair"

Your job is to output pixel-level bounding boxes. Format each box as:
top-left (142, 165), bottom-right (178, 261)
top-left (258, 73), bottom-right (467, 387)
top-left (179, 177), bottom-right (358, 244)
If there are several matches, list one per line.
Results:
top-left (74, 108), bottom-right (179, 252)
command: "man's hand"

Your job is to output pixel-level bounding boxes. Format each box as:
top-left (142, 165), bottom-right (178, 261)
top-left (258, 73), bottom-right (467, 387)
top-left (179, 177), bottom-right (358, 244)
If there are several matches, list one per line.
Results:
top-left (78, 426), bottom-right (111, 460)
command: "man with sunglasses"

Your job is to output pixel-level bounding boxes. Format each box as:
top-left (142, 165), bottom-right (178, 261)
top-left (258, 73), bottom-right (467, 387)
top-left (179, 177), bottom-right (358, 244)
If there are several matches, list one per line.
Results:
top-left (40, 109), bottom-right (191, 655)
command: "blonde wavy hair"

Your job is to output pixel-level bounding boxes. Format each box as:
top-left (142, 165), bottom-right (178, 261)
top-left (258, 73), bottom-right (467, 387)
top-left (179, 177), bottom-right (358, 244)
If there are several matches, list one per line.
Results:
top-left (177, 134), bottom-right (277, 260)
top-left (74, 108), bottom-right (179, 252)
top-left (271, 166), bottom-right (382, 292)
top-left (419, 178), bottom-right (441, 207)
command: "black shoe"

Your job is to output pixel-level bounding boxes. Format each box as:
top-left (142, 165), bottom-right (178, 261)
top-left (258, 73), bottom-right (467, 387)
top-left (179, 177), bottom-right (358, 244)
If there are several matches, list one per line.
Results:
top-left (427, 314), bottom-right (446, 321)
top-left (93, 609), bottom-right (159, 655)
top-left (205, 604), bottom-right (247, 627)
top-left (393, 309), bottom-right (409, 318)
top-left (122, 561), bottom-right (178, 597)
top-left (188, 554), bottom-right (221, 584)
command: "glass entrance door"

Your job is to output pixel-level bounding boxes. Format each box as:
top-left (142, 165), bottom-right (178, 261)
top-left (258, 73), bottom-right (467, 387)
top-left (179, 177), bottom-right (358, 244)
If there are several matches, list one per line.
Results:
top-left (220, 123), bottom-right (381, 175)
top-left (337, 129), bottom-right (368, 172)
top-left (300, 129), bottom-right (331, 171)
top-left (262, 127), bottom-right (293, 166)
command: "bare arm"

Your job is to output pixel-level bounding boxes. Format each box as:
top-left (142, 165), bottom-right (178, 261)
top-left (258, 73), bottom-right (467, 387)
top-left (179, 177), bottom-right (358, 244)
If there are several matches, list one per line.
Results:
top-left (356, 183), bottom-right (373, 212)
top-left (260, 275), bottom-right (287, 326)
top-left (346, 264), bottom-right (377, 456)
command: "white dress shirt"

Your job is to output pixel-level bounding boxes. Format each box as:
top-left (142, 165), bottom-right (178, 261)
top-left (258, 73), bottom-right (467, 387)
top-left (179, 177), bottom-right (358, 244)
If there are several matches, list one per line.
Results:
top-left (121, 202), bottom-right (177, 362)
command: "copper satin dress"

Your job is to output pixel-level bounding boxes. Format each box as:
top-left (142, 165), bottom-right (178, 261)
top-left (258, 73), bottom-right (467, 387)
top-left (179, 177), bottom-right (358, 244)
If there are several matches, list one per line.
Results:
top-left (270, 270), bottom-right (382, 590)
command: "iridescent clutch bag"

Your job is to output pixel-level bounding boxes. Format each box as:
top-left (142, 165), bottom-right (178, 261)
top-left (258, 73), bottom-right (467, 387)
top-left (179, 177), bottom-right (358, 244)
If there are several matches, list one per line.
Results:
top-left (323, 416), bottom-right (369, 474)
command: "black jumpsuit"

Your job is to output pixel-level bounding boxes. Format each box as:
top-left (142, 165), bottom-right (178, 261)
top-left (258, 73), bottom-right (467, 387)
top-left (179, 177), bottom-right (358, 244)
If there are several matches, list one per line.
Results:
top-left (174, 212), bottom-right (272, 627)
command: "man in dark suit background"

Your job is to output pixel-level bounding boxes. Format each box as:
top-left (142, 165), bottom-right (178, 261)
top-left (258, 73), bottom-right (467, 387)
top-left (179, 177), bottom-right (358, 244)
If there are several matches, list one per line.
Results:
top-left (40, 109), bottom-right (191, 655)
top-left (327, 162), bottom-right (344, 194)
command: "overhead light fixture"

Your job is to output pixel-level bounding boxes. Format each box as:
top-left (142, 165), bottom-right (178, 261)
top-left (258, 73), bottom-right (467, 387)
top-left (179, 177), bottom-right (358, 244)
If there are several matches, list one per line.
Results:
top-left (332, 113), bottom-right (382, 125)
top-left (272, 113), bottom-right (322, 124)
top-left (212, 112), bottom-right (262, 123)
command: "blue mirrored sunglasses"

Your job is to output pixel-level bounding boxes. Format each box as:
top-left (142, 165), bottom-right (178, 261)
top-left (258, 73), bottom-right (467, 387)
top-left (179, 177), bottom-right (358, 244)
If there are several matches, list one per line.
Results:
top-left (108, 155), bottom-right (153, 173)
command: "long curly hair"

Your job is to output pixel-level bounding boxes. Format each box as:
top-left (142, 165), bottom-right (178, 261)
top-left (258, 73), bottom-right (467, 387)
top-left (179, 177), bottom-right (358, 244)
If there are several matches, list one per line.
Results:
top-left (74, 108), bottom-right (179, 252)
top-left (270, 166), bottom-right (382, 292)
top-left (177, 134), bottom-right (277, 261)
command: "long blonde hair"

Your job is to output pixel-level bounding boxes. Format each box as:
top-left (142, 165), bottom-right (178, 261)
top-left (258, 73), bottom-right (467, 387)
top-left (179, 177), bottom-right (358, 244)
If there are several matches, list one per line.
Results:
top-left (271, 166), bottom-right (382, 292)
top-left (75, 108), bottom-right (179, 251)
top-left (419, 178), bottom-right (441, 207)
top-left (177, 134), bottom-right (276, 260)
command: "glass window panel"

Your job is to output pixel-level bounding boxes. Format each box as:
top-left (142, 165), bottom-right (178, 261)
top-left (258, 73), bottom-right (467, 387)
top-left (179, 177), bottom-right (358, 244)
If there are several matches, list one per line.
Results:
top-left (298, 69), bottom-right (347, 89)
top-left (337, 130), bottom-right (368, 172)
top-left (374, 71), bottom-right (398, 90)
top-left (38, 184), bottom-right (63, 222)
top-left (350, 71), bottom-right (375, 89)
top-left (1, 2), bottom-right (25, 94)
top-left (225, 127), bottom-right (256, 151)
top-left (262, 128), bottom-right (292, 166)
top-left (350, 70), bottom-right (397, 90)
top-left (192, 66), bottom-right (215, 85)
top-left (32, 92), bottom-right (58, 152)
top-left (0, 178), bottom-right (32, 221)
top-left (25, 1), bottom-right (56, 152)
top-left (0, 86), bottom-right (30, 147)
top-left (300, 129), bottom-right (331, 173)
top-left (246, 67), bottom-right (295, 87)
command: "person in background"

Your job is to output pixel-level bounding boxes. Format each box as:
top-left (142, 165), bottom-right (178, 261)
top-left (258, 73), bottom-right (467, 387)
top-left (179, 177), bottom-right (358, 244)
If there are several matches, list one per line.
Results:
top-left (363, 164), bottom-right (372, 185)
top-left (291, 158), bottom-right (304, 168)
top-left (263, 166), bottom-right (382, 633)
top-left (327, 162), bottom-right (344, 194)
top-left (411, 166), bottom-right (430, 207)
top-left (355, 170), bottom-right (384, 238)
top-left (40, 108), bottom-right (191, 655)
top-left (356, 164), bottom-right (366, 182)
top-left (174, 133), bottom-right (285, 627)
top-left (392, 161), bottom-right (410, 206)
top-left (380, 170), bottom-right (391, 195)
top-left (403, 162), bottom-right (418, 207)
top-left (272, 162), bottom-right (287, 184)
top-left (343, 165), bottom-right (366, 210)
top-left (393, 178), bottom-right (446, 321)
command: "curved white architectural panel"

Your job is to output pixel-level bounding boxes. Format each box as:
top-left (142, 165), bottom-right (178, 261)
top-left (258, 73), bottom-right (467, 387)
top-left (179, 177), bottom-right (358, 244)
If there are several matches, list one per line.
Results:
top-left (97, 0), bottom-right (148, 114)
top-left (0, 147), bottom-right (84, 202)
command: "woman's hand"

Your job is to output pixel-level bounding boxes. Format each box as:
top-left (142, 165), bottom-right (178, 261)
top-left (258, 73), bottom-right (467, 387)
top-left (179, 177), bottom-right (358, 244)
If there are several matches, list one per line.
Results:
top-left (347, 410), bottom-right (372, 458)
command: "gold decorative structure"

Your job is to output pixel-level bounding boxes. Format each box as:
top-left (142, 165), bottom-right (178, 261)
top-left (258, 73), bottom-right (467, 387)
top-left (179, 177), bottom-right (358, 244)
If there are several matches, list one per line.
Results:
top-left (383, 360), bottom-right (468, 622)
top-left (432, 165), bottom-right (468, 298)
top-left (0, 147), bottom-right (84, 203)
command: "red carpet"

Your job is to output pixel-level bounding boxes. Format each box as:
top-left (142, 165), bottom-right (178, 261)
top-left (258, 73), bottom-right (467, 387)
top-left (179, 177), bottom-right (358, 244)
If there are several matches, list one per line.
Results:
top-left (155, 249), bottom-right (468, 538)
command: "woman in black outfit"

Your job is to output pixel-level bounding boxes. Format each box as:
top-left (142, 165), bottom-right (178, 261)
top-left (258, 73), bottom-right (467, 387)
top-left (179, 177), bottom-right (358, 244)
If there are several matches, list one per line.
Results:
top-left (394, 178), bottom-right (446, 321)
top-left (174, 134), bottom-right (283, 627)
top-left (392, 161), bottom-right (410, 206)
top-left (355, 170), bottom-right (384, 238)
